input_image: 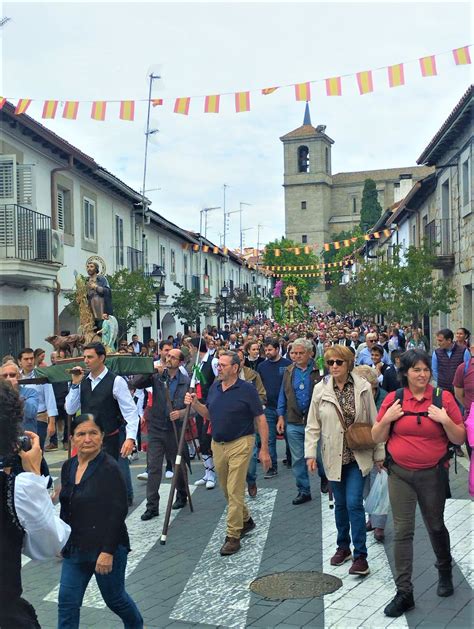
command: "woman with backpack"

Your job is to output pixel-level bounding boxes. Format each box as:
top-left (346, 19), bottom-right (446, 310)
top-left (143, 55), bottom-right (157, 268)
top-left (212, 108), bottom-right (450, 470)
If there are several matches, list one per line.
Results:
top-left (372, 349), bottom-right (465, 618)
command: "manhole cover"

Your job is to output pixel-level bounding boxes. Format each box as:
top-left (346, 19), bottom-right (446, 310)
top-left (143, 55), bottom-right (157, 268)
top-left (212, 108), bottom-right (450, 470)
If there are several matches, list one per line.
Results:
top-left (250, 571), bottom-right (342, 600)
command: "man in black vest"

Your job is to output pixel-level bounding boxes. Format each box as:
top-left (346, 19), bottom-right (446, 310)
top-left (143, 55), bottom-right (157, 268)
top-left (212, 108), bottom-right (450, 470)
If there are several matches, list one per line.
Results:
top-left (189, 338), bottom-right (218, 489)
top-left (65, 343), bottom-right (138, 460)
top-left (132, 349), bottom-right (190, 520)
top-left (432, 328), bottom-right (470, 394)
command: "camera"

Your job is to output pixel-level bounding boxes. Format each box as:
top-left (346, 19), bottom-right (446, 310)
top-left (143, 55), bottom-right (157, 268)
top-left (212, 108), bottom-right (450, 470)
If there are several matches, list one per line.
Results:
top-left (18, 435), bottom-right (32, 452)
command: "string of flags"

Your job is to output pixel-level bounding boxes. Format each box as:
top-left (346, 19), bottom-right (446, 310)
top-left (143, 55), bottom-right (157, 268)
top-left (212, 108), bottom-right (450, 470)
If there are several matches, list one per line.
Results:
top-left (265, 259), bottom-right (355, 272)
top-left (1, 46), bottom-right (470, 122)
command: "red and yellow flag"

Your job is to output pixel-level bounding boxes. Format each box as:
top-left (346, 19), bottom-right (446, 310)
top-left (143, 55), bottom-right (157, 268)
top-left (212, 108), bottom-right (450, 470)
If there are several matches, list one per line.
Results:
top-left (294, 247), bottom-right (300, 255)
top-left (63, 101), bottom-right (79, 120)
top-left (235, 91), bottom-right (250, 113)
top-left (202, 245), bottom-right (209, 253)
top-left (383, 229), bottom-right (391, 237)
top-left (453, 46), bottom-right (471, 65)
top-left (261, 87), bottom-right (278, 95)
top-left (15, 99), bottom-right (32, 115)
top-left (174, 97), bottom-right (190, 115)
top-left (304, 246), bottom-right (310, 254)
top-left (204, 95), bottom-right (220, 113)
top-left (119, 101), bottom-right (135, 121)
top-left (295, 82), bottom-right (311, 101)
top-left (213, 246), bottom-right (219, 254)
top-left (42, 100), bottom-right (58, 119)
top-left (419, 55), bottom-right (437, 77)
top-left (274, 248), bottom-right (281, 257)
top-left (325, 77), bottom-right (342, 96)
top-left (193, 244), bottom-right (200, 252)
top-left (334, 241), bottom-right (341, 250)
top-left (324, 243), bottom-right (331, 252)
top-left (356, 71), bottom-right (373, 95)
top-left (151, 98), bottom-right (163, 107)
top-left (91, 101), bottom-right (107, 121)
top-left (388, 63), bottom-right (405, 87)
top-left (0, 97), bottom-right (7, 109)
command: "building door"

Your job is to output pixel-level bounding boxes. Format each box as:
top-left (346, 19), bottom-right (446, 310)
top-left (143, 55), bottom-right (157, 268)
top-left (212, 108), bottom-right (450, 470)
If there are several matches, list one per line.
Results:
top-left (0, 320), bottom-right (25, 359)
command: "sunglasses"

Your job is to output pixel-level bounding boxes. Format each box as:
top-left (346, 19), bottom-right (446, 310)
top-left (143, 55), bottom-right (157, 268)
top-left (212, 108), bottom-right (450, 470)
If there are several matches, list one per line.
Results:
top-left (326, 359), bottom-right (345, 366)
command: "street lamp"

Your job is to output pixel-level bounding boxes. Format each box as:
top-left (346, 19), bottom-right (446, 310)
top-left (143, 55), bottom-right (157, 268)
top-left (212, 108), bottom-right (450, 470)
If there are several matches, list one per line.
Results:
top-left (220, 284), bottom-right (230, 324)
top-left (150, 264), bottom-right (166, 340)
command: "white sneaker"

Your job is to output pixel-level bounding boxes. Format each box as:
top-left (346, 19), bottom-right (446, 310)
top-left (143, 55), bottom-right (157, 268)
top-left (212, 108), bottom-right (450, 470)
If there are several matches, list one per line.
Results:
top-left (194, 477), bottom-right (207, 486)
top-left (206, 479), bottom-right (216, 490)
top-left (137, 472), bottom-right (148, 481)
top-left (165, 470), bottom-right (174, 479)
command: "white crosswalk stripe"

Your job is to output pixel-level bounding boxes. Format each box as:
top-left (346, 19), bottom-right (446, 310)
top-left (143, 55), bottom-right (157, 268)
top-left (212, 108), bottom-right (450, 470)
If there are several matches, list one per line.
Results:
top-left (169, 488), bottom-right (278, 628)
top-left (43, 484), bottom-right (196, 608)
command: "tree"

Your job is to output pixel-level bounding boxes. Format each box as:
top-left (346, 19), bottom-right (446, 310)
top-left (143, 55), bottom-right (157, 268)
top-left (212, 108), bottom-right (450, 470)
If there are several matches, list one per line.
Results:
top-left (65, 268), bottom-right (157, 337)
top-left (170, 283), bottom-right (209, 330)
top-left (247, 295), bottom-right (271, 316)
top-left (360, 179), bottom-right (382, 231)
top-left (261, 237), bottom-right (321, 317)
top-left (323, 225), bottom-right (363, 284)
top-left (327, 244), bottom-right (456, 325)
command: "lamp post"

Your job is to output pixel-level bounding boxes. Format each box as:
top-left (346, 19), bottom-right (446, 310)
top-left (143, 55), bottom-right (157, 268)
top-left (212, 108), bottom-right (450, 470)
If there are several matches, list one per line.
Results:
top-left (220, 284), bottom-right (230, 324)
top-left (150, 264), bottom-right (166, 341)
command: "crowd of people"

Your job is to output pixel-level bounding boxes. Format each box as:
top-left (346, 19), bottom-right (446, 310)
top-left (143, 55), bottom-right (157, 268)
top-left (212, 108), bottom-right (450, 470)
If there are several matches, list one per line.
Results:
top-left (0, 312), bottom-right (473, 626)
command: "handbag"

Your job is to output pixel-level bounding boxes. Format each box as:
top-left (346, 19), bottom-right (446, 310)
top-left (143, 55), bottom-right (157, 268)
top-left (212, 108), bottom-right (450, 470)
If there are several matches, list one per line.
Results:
top-left (335, 394), bottom-right (376, 451)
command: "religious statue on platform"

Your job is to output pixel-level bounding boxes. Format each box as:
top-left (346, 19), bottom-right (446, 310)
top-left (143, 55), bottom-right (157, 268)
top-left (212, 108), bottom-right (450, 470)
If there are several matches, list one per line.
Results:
top-left (284, 285), bottom-right (298, 324)
top-left (85, 256), bottom-right (113, 331)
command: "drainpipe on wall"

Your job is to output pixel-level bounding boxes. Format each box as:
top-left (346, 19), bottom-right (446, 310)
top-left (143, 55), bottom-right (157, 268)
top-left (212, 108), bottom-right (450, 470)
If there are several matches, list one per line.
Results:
top-left (50, 155), bottom-right (73, 333)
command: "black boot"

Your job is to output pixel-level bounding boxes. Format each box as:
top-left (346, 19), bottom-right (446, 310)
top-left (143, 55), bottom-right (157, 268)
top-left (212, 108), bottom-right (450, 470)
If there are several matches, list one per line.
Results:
top-left (437, 570), bottom-right (454, 597)
top-left (384, 591), bottom-right (415, 617)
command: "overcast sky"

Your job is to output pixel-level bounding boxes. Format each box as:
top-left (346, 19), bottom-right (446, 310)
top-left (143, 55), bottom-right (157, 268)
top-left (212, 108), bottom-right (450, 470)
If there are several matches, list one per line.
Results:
top-left (1, 1), bottom-right (472, 250)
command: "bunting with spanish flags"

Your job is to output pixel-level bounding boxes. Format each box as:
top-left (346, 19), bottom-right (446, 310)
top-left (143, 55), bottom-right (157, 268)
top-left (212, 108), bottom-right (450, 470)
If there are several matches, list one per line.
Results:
top-left (419, 55), bottom-right (437, 77)
top-left (91, 101), bottom-right (107, 121)
top-left (235, 91), bottom-right (250, 113)
top-left (325, 77), bottom-right (342, 96)
top-left (388, 63), bottom-right (405, 88)
top-left (5, 44), bottom-right (471, 122)
top-left (119, 100), bottom-right (135, 121)
top-left (42, 100), bottom-right (58, 119)
top-left (453, 46), bottom-right (471, 65)
top-left (174, 97), bottom-right (190, 115)
top-left (356, 70), bottom-right (374, 95)
top-left (63, 101), bottom-right (79, 120)
top-left (204, 95), bottom-right (220, 114)
top-left (295, 82), bottom-right (311, 101)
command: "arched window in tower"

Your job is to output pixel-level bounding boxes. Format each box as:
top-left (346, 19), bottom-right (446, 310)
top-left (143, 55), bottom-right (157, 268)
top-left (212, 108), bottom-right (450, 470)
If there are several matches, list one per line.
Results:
top-left (325, 146), bottom-right (330, 174)
top-left (298, 146), bottom-right (310, 173)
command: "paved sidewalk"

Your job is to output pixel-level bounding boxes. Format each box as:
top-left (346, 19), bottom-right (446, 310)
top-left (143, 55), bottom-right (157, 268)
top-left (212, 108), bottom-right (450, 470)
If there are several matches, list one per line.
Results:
top-left (22, 446), bottom-right (473, 628)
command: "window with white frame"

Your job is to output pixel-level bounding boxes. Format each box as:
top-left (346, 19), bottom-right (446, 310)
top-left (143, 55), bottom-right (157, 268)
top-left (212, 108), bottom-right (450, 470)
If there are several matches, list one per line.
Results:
top-left (83, 197), bottom-right (96, 241)
top-left (160, 245), bottom-right (166, 270)
top-left (170, 249), bottom-right (176, 274)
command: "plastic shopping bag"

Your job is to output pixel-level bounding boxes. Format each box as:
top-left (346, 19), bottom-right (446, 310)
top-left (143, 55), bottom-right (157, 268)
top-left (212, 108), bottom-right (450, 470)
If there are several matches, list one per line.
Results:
top-left (364, 469), bottom-right (390, 515)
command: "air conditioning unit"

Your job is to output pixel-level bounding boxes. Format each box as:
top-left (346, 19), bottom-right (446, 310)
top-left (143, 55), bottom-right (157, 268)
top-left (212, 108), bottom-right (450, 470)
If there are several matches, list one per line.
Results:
top-left (51, 229), bottom-right (64, 264)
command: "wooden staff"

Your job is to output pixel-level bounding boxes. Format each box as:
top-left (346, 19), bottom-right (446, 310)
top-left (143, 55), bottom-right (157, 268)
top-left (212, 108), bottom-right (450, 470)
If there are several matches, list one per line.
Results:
top-left (160, 397), bottom-right (195, 545)
top-left (163, 380), bottom-right (194, 513)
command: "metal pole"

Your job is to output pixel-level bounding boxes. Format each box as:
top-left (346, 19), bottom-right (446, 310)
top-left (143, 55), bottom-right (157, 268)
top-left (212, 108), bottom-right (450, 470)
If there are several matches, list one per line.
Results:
top-left (141, 74), bottom-right (155, 239)
top-left (223, 184), bottom-right (228, 248)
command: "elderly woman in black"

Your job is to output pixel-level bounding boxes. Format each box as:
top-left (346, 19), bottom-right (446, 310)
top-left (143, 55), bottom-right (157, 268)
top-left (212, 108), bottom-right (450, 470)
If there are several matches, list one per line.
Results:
top-left (58, 414), bottom-right (143, 629)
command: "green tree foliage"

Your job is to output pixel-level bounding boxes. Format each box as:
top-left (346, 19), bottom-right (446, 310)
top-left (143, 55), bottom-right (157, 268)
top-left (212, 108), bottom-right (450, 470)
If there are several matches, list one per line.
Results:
top-left (262, 237), bottom-right (320, 307)
top-left (65, 268), bottom-right (157, 336)
top-left (360, 179), bottom-right (383, 231)
top-left (170, 283), bottom-right (209, 328)
top-left (247, 295), bottom-right (272, 316)
top-left (327, 244), bottom-right (456, 325)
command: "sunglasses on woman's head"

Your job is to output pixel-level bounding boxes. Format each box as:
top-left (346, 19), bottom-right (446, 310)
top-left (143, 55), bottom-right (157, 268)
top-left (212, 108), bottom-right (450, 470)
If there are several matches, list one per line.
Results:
top-left (326, 359), bottom-right (345, 366)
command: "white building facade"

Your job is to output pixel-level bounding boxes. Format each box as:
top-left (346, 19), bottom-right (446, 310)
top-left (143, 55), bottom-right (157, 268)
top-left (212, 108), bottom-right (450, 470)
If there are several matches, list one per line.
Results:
top-left (0, 102), bottom-right (271, 356)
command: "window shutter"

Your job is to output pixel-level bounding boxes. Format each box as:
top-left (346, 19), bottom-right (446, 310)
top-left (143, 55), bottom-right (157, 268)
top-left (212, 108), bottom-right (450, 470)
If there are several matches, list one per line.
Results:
top-left (17, 164), bottom-right (35, 207)
top-left (0, 156), bottom-right (16, 205)
top-left (57, 189), bottom-right (65, 230)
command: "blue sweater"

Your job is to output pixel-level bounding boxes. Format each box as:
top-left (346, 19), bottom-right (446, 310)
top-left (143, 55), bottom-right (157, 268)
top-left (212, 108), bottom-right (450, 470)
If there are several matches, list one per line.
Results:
top-left (257, 357), bottom-right (291, 409)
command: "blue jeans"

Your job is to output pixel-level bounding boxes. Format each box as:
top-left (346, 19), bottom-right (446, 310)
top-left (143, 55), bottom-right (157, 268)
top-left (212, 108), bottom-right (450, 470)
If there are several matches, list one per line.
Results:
top-left (286, 423), bottom-right (311, 495)
top-left (265, 408), bottom-right (278, 470)
top-left (331, 461), bottom-right (367, 558)
top-left (36, 421), bottom-right (47, 451)
top-left (118, 426), bottom-right (133, 502)
top-left (58, 545), bottom-right (143, 629)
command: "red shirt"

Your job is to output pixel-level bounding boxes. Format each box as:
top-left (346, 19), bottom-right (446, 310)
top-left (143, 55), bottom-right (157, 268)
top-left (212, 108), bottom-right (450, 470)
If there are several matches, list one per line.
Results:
top-left (376, 384), bottom-right (463, 470)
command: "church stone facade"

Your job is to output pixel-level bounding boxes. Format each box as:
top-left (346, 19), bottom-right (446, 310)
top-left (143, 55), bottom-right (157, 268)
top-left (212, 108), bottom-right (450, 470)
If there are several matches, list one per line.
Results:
top-left (281, 105), bottom-right (433, 252)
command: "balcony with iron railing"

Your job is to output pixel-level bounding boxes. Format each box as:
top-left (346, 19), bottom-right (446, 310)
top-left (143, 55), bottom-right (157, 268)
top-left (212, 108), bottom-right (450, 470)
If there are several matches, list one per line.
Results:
top-left (424, 218), bottom-right (455, 269)
top-left (0, 203), bottom-right (60, 282)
